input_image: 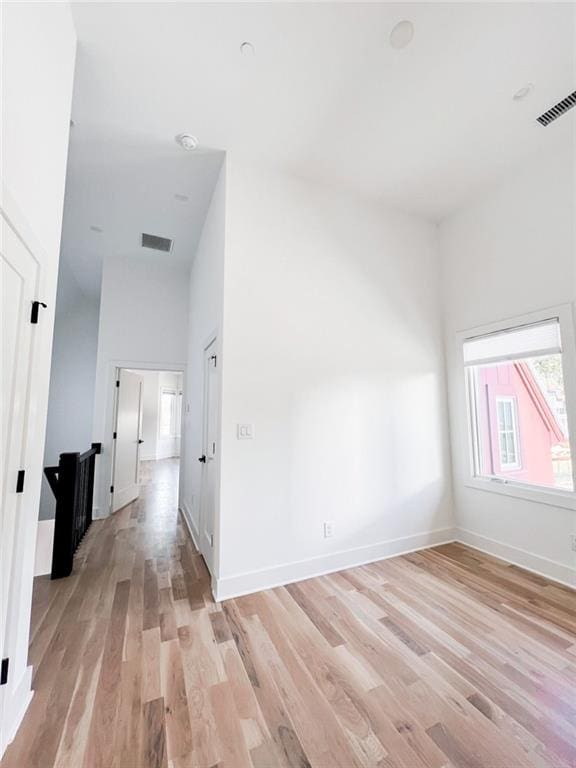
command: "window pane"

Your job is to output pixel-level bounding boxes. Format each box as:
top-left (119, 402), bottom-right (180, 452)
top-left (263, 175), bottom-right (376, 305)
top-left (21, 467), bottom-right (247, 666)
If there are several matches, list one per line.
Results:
top-left (159, 390), bottom-right (175, 437)
top-left (470, 353), bottom-right (573, 490)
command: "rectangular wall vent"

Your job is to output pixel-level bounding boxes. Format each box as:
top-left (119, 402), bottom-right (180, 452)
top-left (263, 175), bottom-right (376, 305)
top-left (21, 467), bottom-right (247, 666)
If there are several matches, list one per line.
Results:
top-left (536, 91), bottom-right (576, 126)
top-left (141, 233), bottom-right (173, 252)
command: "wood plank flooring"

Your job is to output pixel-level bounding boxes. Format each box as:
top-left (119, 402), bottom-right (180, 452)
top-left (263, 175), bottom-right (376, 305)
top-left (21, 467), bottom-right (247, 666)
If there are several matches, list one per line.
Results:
top-left (2, 458), bottom-right (575, 768)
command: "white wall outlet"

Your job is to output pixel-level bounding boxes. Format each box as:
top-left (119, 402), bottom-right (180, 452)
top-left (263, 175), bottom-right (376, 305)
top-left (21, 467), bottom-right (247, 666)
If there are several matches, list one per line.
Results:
top-left (570, 534), bottom-right (576, 553)
top-left (323, 521), bottom-right (335, 538)
top-left (236, 423), bottom-right (254, 440)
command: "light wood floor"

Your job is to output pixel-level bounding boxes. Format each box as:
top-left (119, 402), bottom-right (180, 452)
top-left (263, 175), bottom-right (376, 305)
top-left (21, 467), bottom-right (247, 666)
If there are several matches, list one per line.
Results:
top-left (2, 459), bottom-right (575, 768)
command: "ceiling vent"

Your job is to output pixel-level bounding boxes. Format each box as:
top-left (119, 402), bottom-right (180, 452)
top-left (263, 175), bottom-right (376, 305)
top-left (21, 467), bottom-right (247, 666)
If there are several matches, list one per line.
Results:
top-left (536, 91), bottom-right (576, 126)
top-left (141, 233), bottom-right (173, 252)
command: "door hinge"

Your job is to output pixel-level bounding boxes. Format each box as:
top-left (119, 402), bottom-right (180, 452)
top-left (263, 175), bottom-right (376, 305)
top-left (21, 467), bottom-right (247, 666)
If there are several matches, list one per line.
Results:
top-left (113, 432), bottom-right (117, 440)
top-left (116, 380), bottom-right (120, 388)
top-left (16, 470), bottom-right (25, 493)
top-left (210, 354), bottom-right (217, 367)
top-left (1, 658), bottom-right (9, 685)
top-left (110, 485), bottom-right (114, 493)
top-left (30, 301), bottom-right (47, 324)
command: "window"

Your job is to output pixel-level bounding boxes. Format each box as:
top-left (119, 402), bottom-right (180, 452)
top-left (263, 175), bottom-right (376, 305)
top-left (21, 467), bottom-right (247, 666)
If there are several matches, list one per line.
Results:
top-left (464, 316), bottom-right (574, 493)
top-left (159, 387), bottom-right (183, 438)
top-left (159, 388), bottom-right (176, 437)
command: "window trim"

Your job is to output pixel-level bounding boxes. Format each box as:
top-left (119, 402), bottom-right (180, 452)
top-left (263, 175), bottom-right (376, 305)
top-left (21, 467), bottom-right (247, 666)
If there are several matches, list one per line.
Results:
top-left (458, 303), bottom-right (576, 511)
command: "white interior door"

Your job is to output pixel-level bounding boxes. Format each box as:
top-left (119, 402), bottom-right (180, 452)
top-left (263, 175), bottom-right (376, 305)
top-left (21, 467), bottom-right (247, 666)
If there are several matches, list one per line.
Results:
top-left (0, 217), bottom-right (39, 664)
top-left (112, 370), bottom-right (143, 512)
top-left (199, 341), bottom-right (219, 570)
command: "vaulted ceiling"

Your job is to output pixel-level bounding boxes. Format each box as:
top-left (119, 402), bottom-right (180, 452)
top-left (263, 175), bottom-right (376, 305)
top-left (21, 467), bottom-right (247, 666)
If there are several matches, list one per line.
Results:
top-left (63, 2), bottom-right (575, 298)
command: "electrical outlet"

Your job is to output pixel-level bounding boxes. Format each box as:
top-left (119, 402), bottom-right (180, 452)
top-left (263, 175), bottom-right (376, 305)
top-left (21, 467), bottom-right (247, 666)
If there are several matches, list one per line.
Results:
top-left (570, 535), bottom-right (576, 553)
top-left (323, 521), bottom-right (335, 538)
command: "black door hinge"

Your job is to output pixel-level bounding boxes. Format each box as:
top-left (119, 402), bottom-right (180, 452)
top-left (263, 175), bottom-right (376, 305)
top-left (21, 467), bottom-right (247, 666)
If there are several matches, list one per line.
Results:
top-left (210, 354), bottom-right (217, 366)
top-left (1, 658), bottom-right (9, 685)
top-left (16, 470), bottom-right (25, 493)
top-left (113, 432), bottom-right (117, 440)
top-left (110, 485), bottom-right (114, 493)
top-left (116, 380), bottom-right (120, 388)
top-left (30, 301), bottom-right (47, 324)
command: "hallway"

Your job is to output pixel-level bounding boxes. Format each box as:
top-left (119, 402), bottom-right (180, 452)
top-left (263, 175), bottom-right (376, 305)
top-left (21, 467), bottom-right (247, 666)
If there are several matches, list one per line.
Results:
top-left (2, 460), bottom-right (575, 768)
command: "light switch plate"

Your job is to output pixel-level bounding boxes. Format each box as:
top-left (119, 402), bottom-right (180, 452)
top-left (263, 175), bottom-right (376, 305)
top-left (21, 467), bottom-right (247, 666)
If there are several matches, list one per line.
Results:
top-left (237, 423), bottom-right (254, 440)
top-left (323, 521), bottom-right (335, 538)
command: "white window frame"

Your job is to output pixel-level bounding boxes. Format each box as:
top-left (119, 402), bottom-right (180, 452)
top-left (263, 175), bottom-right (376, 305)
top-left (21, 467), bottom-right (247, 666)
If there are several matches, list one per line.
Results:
top-left (495, 396), bottom-right (521, 471)
top-left (458, 304), bottom-right (576, 511)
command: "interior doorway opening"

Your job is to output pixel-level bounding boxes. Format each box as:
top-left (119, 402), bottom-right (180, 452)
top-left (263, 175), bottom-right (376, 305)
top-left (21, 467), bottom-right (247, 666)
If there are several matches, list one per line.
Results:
top-left (111, 368), bottom-right (183, 514)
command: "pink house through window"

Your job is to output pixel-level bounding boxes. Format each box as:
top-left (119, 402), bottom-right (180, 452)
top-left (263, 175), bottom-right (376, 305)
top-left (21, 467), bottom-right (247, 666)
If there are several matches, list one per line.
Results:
top-left (476, 361), bottom-right (571, 489)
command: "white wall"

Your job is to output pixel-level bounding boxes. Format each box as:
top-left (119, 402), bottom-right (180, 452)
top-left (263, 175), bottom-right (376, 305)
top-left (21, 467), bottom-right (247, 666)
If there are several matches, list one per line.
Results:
top-left (440, 143), bottom-right (576, 585)
top-left (92, 254), bottom-right (189, 516)
top-left (181, 165), bottom-right (226, 544)
top-left (215, 161), bottom-right (453, 598)
top-left (1, 1), bottom-right (76, 754)
top-left (39, 258), bottom-right (100, 521)
top-left (2, 3), bottom-right (76, 264)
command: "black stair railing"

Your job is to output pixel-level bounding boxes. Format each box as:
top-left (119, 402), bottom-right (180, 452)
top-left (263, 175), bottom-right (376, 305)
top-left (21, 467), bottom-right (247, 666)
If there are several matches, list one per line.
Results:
top-left (44, 442), bottom-right (101, 579)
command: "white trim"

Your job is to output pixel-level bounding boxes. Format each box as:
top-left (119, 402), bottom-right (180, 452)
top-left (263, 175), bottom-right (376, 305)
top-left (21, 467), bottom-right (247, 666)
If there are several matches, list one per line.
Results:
top-left (96, 359), bottom-right (186, 519)
top-left (213, 527), bottom-right (456, 601)
top-left (92, 506), bottom-right (106, 520)
top-left (0, 666), bottom-right (33, 757)
top-left (463, 477), bottom-right (576, 510)
top-left (455, 528), bottom-right (576, 588)
top-left (179, 501), bottom-right (200, 552)
top-left (34, 520), bottom-right (55, 576)
top-left (457, 303), bottom-right (576, 505)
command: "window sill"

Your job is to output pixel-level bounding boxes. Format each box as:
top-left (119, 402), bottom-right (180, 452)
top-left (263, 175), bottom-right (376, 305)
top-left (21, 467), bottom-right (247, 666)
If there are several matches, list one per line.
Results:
top-left (463, 477), bottom-right (576, 511)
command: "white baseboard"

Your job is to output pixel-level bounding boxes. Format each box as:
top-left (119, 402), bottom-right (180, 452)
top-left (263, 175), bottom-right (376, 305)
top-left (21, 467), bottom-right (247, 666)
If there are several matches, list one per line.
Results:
top-left (179, 500), bottom-right (200, 551)
top-left (92, 506), bottom-right (108, 520)
top-left (34, 519), bottom-right (54, 576)
top-left (214, 527), bottom-right (456, 601)
top-left (0, 665), bottom-right (33, 758)
top-left (455, 528), bottom-right (576, 588)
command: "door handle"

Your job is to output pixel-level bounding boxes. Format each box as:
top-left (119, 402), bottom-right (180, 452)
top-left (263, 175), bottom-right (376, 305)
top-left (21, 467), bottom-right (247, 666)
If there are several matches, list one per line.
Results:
top-left (198, 455), bottom-right (206, 463)
top-left (138, 440), bottom-right (144, 444)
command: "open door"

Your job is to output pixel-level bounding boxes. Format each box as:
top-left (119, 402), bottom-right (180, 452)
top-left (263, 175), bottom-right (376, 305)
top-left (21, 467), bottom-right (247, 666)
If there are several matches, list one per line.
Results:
top-left (199, 339), bottom-right (219, 571)
top-left (112, 369), bottom-right (143, 512)
top-left (0, 214), bottom-right (39, 674)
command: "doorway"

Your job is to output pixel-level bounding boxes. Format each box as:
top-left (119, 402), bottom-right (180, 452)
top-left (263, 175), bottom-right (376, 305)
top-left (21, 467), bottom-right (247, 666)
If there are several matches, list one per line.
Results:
top-left (111, 367), bottom-right (183, 513)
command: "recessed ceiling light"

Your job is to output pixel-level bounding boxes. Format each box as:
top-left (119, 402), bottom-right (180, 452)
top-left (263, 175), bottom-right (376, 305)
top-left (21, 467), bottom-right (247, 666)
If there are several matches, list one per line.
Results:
top-left (90, 225), bottom-right (103, 233)
top-left (390, 20), bottom-right (414, 49)
top-left (513, 83), bottom-right (535, 101)
top-left (174, 193), bottom-right (189, 202)
top-left (240, 41), bottom-right (255, 56)
top-left (175, 133), bottom-right (199, 151)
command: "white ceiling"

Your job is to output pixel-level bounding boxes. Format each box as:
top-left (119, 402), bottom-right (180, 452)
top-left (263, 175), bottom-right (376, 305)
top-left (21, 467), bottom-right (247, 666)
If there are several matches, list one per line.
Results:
top-left (61, 127), bottom-right (223, 298)
top-left (64, 1), bottom-right (575, 297)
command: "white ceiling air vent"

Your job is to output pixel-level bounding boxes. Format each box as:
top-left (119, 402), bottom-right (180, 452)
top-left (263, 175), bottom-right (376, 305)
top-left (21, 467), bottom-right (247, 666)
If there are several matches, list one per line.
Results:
top-left (536, 91), bottom-right (576, 126)
top-left (141, 233), bottom-right (173, 252)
